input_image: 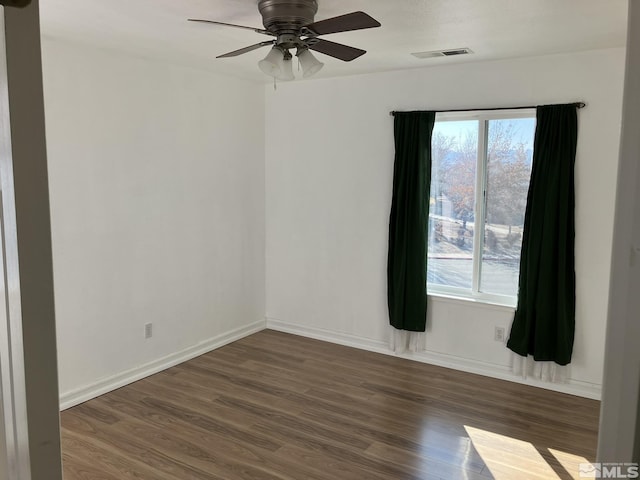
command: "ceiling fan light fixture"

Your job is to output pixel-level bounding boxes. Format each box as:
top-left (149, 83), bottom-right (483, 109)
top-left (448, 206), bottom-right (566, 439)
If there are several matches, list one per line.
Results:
top-left (297, 48), bottom-right (324, 78)
top-left (258, 46), bottom-right (285, 78)
top-left (278, 54), bottom-right (295, 81)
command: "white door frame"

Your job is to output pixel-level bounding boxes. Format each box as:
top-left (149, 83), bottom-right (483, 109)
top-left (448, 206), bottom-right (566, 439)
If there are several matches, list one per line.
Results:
top-left (598, 0), bottom-right (640, 463)
top-left (0, 1), bottom-right (62, 479)
top-left (0, 7), bottom-right (33, 479)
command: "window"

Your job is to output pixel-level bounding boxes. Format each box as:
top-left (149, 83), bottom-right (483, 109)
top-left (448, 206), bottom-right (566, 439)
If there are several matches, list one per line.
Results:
top-left (427, 110), bottom-right (536, 305)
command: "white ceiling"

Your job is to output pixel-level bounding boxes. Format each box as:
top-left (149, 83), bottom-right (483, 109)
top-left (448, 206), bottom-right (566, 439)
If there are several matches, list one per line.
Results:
top-left (39, 0), bottom-right (629, 83)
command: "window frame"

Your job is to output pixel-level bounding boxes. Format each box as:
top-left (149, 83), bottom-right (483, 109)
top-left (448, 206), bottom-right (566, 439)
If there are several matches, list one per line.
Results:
top-left (427, 108), bottom-right (536, 308)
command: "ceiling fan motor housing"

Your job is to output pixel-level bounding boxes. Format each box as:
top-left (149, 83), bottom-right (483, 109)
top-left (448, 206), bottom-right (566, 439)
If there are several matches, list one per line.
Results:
top-left (258, 0), bottom-right (318, 34)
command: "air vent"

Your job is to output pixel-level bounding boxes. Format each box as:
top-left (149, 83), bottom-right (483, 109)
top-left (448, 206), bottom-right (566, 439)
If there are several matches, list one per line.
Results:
top-left (412, 48), bottom-right (473, 59)
top-left (442, 48), bottom-right (472, 56)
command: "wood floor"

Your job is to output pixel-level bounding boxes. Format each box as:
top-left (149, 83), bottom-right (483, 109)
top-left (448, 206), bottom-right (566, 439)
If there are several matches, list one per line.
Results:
top-left (60, 330), bottom-right (600, 480)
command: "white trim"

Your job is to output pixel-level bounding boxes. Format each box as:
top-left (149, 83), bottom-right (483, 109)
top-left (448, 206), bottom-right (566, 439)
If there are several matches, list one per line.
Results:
top-left (59, 315), bottom-right (601, 411)
top-left (428, 284), bottom-right (518, 308)
top-left (266, 318), bottom-right (601, 400)
top-left (268, 318), bottom-right (390, 354)
top-left (472, 116), bottom-right (488, 293)
top-left (435, 108), bottom-right (537, 121)
top-left (428, 291), bottom-right (516, 311)
top-left (59, 320), bottom-right (266, 411)
top-left (0, 11), bottom-right (31, 479)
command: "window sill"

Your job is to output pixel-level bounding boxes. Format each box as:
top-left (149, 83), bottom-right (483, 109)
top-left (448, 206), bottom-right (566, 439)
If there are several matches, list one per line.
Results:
top-left (427, 290), bottom-right (517, 311)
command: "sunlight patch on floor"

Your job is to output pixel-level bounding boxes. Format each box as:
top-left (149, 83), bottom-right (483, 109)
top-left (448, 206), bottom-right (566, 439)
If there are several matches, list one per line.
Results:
top-left (548, 448), bottom-right (592, 480)
top-left (464, 425), bottom-right (587, 480)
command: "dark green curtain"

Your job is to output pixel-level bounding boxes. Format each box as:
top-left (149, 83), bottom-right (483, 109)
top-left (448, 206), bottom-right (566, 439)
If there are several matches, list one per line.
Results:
top-left (507, 104), bottom-right (578, 365)
top-left (387, 111), bottom-right (435, 332)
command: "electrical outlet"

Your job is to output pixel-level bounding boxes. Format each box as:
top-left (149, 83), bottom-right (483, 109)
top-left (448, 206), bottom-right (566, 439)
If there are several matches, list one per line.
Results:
top-left (144, 323), bottom-right (153, 339)
top-left (494, 327), bottom-right (505, 342)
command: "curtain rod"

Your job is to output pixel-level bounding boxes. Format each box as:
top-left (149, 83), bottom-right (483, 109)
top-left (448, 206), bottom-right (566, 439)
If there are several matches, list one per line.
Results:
top-left (389, 102), bottom-right (586, 116)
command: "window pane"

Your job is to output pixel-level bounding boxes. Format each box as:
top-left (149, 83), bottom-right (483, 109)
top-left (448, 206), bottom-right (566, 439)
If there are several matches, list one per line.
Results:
top-left (428, 120), bottom-right (478, 290)
top-left (481, 118), bottom-right (535, 296)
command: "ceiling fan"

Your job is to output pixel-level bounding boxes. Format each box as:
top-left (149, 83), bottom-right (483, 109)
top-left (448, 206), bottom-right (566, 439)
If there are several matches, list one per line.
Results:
top-left (189, 0), bottom-right (381, 80)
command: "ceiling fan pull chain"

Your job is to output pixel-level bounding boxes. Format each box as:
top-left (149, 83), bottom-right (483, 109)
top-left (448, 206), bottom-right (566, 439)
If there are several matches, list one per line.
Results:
top-left (273, 76), bottom-right (277, 91)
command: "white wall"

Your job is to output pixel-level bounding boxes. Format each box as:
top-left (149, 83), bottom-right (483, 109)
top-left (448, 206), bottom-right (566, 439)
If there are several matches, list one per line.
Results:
top-left (41, 38), bottom-right (266, 406)
top-left (265, 48), bottom-right (626, 398)
top-left (41, 40), bottom-right (625, 405)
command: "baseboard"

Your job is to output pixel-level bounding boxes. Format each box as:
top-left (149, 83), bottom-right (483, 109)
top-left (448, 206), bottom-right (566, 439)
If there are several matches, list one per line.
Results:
top-left (59, 319), bottom-right (266, 410)
top-left (266, 318), bottom-right (602, 400)
top-left (266, 318), bottom-right (391, 354)
top-left (61, 316), bottom-right (601, 410)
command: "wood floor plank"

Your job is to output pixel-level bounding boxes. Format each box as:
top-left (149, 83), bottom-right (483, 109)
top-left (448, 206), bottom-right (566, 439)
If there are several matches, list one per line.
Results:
top-left (72, 401), bottom-right (285, 480)
top-left (94, 387), bottom-right (335, 480)
top-left (62, 430), bottom-right (183, 480)
top-left (364, 441), bottom-right (492, 480)
top-left (235, 332), bottom-right (599, 430)
top-left (61, 330), bottom-right (600, 480)
top-left (62, 409), bottom-right (224, 480)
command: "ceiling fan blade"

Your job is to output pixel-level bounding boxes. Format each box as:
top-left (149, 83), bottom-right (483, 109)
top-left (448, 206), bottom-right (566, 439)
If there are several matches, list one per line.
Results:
top-left (308, 38), bottom-right (366, 62)
top-left (305, 11), bottom-right (381, 36)
top-left (216, 41), bottom-right (275, 58)
top-left (188, 19), bottom-right (274, 36)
